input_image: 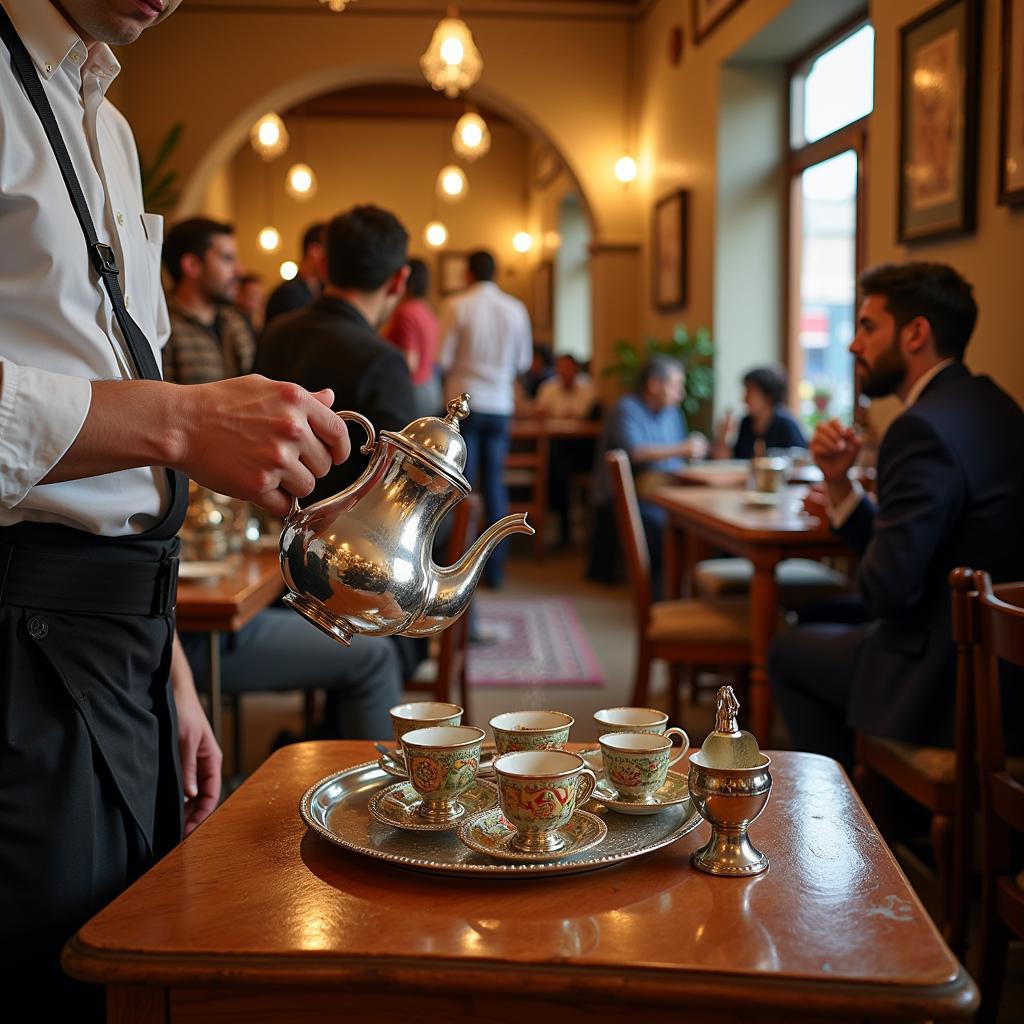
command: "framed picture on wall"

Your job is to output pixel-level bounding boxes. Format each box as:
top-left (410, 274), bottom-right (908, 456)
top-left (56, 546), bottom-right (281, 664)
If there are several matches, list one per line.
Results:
top-left (897, 0), bottom-right (981, 242)
top-left (998, 0), bottom-right (1024, 205)
top-left (438, 252), bottom-right (469, 296)
top-left (692, 0), bottom-right (744, 44)
top-left (653, 189), bottom-right (688, 311)
top-left (533, 260), bottom-right (554, 336)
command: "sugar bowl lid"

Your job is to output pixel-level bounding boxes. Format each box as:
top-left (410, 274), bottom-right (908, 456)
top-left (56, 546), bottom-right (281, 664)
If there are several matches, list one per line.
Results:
top-left (391, 393), bottom-right (473, 481)
top-left (690, 685), bottom-right (768, 770)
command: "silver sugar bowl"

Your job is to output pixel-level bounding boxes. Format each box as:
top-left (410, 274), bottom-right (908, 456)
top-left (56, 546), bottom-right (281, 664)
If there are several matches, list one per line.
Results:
top-left (688, 686), bottom-right (772, 877)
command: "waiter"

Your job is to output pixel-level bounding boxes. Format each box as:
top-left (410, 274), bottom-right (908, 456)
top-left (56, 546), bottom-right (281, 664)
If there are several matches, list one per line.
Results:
top-left (0, 1), bottom-right (350, 1017)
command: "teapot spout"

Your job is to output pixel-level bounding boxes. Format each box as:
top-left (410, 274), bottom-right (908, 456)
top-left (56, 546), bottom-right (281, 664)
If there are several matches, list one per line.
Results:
top-left (403, 513), bottom-right (534, 636)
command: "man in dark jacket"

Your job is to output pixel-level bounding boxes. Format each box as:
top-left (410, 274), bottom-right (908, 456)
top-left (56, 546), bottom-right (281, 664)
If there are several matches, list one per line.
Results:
top-left (263, 221), bottom-right (326, 327)
top-left (256, 205), bottom-right (415, 500)
top-left (770, 262), bottom-right (1024, 768)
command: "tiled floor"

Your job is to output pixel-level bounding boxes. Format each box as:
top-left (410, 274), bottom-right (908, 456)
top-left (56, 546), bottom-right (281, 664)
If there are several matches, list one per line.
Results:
top-left (228, 542), bottom-right (1021, 1022)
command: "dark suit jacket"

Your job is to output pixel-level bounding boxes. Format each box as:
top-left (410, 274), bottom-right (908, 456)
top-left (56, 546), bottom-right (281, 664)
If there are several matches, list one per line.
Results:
top-left (263, 276), bottom-right (314, 328)
top-left (837, 362), bottom-right (1024, 745)
top-left (255, 295), bottom-right (415, 503)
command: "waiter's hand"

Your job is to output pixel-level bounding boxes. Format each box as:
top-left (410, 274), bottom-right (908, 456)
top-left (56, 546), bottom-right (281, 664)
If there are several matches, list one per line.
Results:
top-left (171, 632), bottom-right (223, 835)
top-left (177, 376), bottom-right (352, 516)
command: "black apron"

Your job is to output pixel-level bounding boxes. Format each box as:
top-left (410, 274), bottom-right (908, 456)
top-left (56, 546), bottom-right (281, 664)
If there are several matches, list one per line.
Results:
top-left (0, 5), bottom-right (189, 1017)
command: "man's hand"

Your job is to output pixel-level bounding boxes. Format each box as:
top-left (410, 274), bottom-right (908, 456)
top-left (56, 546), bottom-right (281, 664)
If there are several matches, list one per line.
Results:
top-left (174, 376), bottom-right (352, 516)
top-left (682, 433), bottom-right (709, 460)
top-left (171, 633), bottom-right (222, 836)
top-left (809, 418), bottom-right (861, 509)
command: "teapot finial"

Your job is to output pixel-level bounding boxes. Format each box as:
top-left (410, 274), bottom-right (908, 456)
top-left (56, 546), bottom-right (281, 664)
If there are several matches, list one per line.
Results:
top-left (444, 393), bottom-right (471, 426)
top-left (715, 685), bottom-right (741, 735)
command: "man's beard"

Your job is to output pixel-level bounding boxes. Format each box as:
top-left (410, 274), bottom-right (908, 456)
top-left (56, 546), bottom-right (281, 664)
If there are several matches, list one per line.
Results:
top-left (858, 338), bottom-right (906, 398)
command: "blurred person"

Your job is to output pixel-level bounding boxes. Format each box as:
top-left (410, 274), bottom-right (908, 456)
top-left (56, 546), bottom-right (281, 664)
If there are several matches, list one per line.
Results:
top-left (521, 343), bottom-right (555, 400)
top-left (236, 272), bottom-right (266, 333)
top-left (533, 353), bottom-right (597, 420)
top-left (161, 217), bottom-right (255, 384)
top-left (712, 365), bottom-right (807, 459)
top-left (384, 257), bottom-right (442, 418)
top-left (440, 250), bottom-right (533, 588)
top-left (770, 262), bottom-right (1024, 769)
top-left (263, 221), bottom-right (326, 326)
top-left (0, 1), bottom-right (352, 1017)
top-left (589, 356), bottom-right (707, 589)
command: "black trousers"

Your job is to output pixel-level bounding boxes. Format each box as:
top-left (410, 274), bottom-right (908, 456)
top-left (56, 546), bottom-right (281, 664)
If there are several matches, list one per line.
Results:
top-left (0, 534), bottom-right (182, 1022)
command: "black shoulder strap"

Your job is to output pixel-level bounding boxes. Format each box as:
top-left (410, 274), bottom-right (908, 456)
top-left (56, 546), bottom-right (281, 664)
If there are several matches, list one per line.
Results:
top-left (0, 4), bottom-right (186, 532)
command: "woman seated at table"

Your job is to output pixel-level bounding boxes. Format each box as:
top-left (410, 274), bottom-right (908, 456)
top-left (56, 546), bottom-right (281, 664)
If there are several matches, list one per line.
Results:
top-left (712, 365), bottom-right (807, 459)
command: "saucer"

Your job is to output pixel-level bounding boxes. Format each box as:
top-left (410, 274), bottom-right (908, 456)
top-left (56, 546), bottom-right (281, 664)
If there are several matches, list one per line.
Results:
top-left (378, 745), bottom-right (497, 781)
top-left (368, 780), bottom-right (498, 832)
top-left (579, 748), bottom-right (603, 774)
top-left (592, 771), bottom-right (690, 816)
top-left (457, 807), bottom-right (607, 862)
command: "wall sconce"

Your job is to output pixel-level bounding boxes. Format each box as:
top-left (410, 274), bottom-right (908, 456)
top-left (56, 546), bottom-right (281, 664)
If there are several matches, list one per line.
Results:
top-left (512, 231), bottom-right (533, 253)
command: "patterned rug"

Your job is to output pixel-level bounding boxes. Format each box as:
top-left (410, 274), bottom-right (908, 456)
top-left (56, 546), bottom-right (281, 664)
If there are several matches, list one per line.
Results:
top-left (467, 597), bottom-right (604, 687)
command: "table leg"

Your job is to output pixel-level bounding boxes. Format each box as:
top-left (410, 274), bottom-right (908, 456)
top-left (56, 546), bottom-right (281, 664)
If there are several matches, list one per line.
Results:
top-left (663, 520), bottom-right (682, 600)
top-left (749, 558), bottom-right (779, 741)
top-left (207, 630), bottom-right (223, 745)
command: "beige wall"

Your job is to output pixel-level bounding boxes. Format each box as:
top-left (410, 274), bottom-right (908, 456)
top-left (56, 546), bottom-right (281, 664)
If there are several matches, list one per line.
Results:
top-left (228, 118), bottom-right (533, 307)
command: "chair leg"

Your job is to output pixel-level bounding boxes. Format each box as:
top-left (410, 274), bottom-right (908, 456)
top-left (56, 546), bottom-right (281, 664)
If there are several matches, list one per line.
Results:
top-left (930, 812), bottom-right (954, 925)
top-left (230, 692), bottom-right (242, 778)
top-left (668, 664), bottom-right (685, 725)
top-left (975, 909), bottom-right (1011, 1024)
top-left (632, 643), bottom-right (652, 706)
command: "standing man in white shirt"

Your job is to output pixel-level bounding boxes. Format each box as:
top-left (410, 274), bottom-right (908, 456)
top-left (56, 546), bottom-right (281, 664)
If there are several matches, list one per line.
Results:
top-left (439, 250), bottom-right (532, 587)
top-left (0, 2), bottom-right (351, 1016)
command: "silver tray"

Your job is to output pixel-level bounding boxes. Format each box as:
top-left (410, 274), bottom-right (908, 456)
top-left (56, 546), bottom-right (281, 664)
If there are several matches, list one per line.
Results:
top-left (300, 760), bottom-right (702, 877)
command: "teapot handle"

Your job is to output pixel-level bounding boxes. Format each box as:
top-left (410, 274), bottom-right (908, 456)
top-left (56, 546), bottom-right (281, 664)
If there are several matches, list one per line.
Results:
top-left (287, 410), bottom-right (377, 520)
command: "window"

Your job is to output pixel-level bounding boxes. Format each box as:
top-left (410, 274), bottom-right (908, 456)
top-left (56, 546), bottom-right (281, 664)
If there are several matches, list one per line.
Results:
top-left (788, 21), bottom-right (873, 430)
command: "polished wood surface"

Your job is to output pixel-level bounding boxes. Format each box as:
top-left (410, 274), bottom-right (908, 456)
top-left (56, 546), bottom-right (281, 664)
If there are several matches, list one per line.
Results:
top-left (652, 487), bottom-right (849, 739)
top-left (64, 743), bottom-right (977, 1023)
top-left (175, 548), bottom-right (284, 633)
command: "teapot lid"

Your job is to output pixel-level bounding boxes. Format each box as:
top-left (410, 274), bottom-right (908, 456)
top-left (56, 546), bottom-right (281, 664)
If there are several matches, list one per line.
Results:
top-left (396, 393), bottom-right (471, 480)
top-left (690, 685), bottom-right (768, 770)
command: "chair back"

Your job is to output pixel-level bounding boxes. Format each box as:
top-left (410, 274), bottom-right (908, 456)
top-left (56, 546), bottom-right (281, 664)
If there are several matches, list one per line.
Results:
top-left (605, 449), bottom-right (652, 628)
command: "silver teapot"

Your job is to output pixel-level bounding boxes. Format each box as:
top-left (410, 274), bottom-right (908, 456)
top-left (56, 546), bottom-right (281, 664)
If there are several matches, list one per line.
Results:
top-left (279, 394), bottom-right (534, 646)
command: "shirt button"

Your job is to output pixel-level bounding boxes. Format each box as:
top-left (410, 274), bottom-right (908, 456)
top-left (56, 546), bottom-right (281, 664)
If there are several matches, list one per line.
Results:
top-left (27, 616), bottom-right (49, 641)
top-left (69, 51), bottom-right (80, 63)
top-left (116, 212), bottom-right (125, 226)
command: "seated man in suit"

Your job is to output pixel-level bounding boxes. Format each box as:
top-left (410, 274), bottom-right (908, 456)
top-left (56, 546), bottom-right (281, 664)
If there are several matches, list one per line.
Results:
top-left (770, 262), bottom-right (1024, 769)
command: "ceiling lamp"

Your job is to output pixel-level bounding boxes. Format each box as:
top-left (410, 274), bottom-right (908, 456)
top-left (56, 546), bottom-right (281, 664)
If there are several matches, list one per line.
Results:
top-left (512, 231), bottom-right (533, 254)
top-left (452, 111), bottom-right (490, 162)
top-left (258, 226), bottom-right (281, 252)
top-left (318, 0), bottom-right (356, 9)
top-left (286, 162), bottom-right (317, 200)
top-left (251, 113), bottom-right (289, 161)
top-left (420, 12), bottom-right (483, 98)
top-left (279, 260), bottom-right (299, 281)
top-left (436, 164), bottom-right (467, 202)
top-left (614, 155), bottom-right (638, 183)
top-left (424, 221), bottom-right (448, 248)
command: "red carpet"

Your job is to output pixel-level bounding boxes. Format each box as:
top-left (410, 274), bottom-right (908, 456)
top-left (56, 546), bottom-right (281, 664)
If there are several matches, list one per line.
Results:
top-left (467, 597), bottom-right (604, 688)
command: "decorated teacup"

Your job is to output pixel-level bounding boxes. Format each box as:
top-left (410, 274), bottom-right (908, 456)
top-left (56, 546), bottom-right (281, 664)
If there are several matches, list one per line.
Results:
top-left (400, 725), bottom-right (485, 822)
top-left (493, 749), bottom-right (597, 854)
top-left (489, 710), bottom-right (573, 756)
top-left (599, 731), bottom-right (689, 803)
top-left (593, 706), bottom-right (683, 737)
top-left (390, 701), bottom-right (463, 745)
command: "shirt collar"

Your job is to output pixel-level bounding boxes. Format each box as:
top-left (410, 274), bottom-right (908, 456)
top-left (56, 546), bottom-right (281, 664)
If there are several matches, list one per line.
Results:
top-left (904, 358), bottom-right (955, 407)
top-left (4, 0), bottom-right (120, 87)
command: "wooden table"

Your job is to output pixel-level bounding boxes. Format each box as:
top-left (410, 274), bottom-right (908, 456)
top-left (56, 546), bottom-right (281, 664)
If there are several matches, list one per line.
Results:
top-left (63, 742), bottom-right (977, 1023)
top-left (652, 486), bottom-right (849, 740)
top-left (175, 547), bottom-right (284, 746)
top-left (673, 461), bottom-right (824, 488)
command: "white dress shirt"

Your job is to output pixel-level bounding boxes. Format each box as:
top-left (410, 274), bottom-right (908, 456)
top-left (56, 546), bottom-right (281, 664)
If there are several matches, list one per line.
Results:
top-left (0, 0), bottom-right (169, 536)
top-left (828, 359), bottom-right (957, 528)
top-left (439, 281), bottom-right (533, 416)
top-left (533, 373), bottom-right (597, 419)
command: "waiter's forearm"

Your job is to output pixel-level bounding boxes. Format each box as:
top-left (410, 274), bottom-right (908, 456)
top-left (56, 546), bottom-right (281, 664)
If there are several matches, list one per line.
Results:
top-left (41, 379), bottom-right (186, 483)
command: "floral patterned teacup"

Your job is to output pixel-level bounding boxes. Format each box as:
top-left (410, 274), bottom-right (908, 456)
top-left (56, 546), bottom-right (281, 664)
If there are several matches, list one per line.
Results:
top-left (493, 750), bottom-right (597, 854)
top-left (489, 710), bottom-right (573, 755)
top-left (400, 725), bottom-right (485, 822)
top-left (598, 731), bottom-right (689, 803)
top-left (390, 701), bottom-right (463, 745)
top-left (593, 706), bottom-right (682, 736)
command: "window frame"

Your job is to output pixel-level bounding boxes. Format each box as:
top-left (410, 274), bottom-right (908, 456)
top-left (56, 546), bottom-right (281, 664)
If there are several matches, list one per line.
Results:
top-left (784, 12), bottom-right (871, 416)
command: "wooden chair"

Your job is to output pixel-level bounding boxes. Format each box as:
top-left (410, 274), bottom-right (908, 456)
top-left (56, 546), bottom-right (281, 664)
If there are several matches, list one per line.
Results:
top-left (693, 556), bottom-right (850, 613)
top-left (505, 433), bottom-right (548, 557)
top-left (606, 450), bottom-right (754, 718)
top-left (853, 567), bottom-right (978, 959)
top-left (973, 570), bottom-right (1024, 1022)
top-left (404, 495), bottom-right (481, 721)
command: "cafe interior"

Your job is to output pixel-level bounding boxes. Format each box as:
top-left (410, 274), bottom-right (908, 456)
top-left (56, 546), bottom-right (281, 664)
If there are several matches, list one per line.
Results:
top-left (29, 0), bottom-right (1024, 1020)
